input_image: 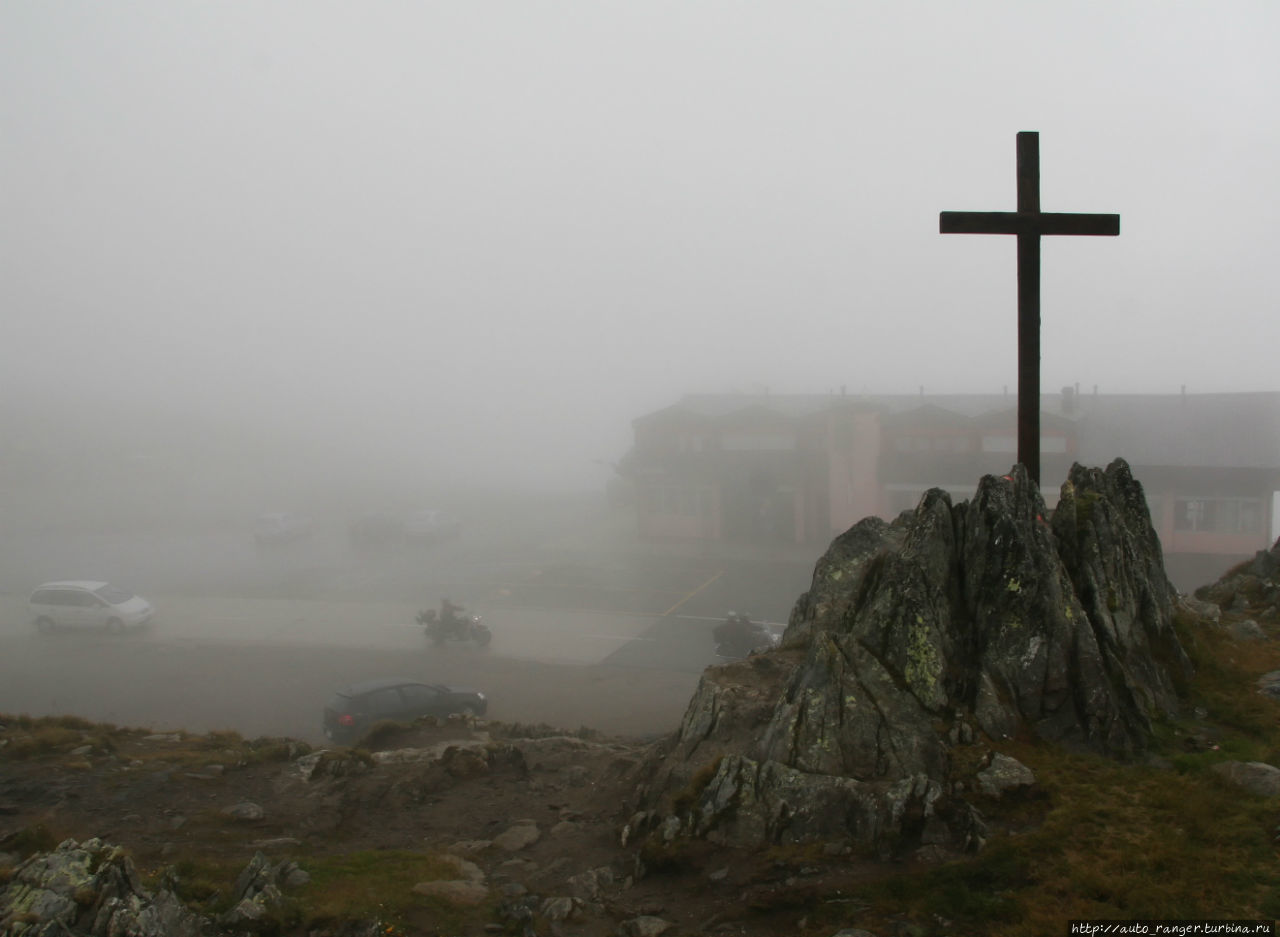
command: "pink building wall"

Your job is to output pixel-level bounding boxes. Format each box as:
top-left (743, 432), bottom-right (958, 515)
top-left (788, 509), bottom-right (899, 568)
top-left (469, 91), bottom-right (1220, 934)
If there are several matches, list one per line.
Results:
top-left (826, 410), bottom-right (883, 533)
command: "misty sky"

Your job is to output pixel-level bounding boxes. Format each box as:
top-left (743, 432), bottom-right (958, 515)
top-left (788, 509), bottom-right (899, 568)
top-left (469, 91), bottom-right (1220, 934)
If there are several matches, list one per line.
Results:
top-left (3, 3), bottom-right (1277, 493)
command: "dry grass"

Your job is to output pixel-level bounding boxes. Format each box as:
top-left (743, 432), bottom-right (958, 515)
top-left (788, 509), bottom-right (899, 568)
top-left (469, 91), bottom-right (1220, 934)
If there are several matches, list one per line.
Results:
top-left (294, 849), bottom-right (478, 933)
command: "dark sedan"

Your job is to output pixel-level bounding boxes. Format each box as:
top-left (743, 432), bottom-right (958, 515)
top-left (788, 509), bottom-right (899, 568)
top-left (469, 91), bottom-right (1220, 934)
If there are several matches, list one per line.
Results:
top-left (322, 677), bottom-right (488, 745)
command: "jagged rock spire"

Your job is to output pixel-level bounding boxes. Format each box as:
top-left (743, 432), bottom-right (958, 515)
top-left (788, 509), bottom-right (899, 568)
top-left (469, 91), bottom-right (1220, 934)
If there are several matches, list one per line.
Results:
top-left (635, 459), bottom-right (1189, 856)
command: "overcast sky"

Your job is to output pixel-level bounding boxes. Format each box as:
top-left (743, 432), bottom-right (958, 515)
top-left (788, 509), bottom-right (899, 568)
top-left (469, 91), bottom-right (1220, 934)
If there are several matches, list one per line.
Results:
top-left (3, 3), bottom-right (1277, 493)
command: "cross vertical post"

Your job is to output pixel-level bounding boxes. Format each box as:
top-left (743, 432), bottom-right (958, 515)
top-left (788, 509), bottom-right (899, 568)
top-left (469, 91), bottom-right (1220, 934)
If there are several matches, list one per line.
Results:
top-left (941, 131), bottom-right (1119, 486)
top-left (1015, 133), bottom-right (1041, 486)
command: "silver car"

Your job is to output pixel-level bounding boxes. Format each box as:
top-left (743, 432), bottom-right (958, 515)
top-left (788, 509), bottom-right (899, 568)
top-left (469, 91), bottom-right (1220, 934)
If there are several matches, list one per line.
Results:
top-left (29, 580), bottom-right (155, 634)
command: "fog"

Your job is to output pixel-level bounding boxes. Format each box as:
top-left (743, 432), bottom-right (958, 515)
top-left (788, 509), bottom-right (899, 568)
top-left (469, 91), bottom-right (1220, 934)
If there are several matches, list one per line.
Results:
top-left (2, 3), bottom-right (1277, 516)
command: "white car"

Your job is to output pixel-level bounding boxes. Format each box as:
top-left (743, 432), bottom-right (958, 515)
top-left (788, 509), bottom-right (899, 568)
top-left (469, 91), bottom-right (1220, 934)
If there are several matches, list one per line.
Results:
top-left (29, 581), bottom-right (155, 634)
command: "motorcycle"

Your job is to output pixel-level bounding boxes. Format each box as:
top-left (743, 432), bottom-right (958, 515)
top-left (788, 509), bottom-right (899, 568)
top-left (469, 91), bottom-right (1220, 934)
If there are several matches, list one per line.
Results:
top-left (713, 613), bottom-right (779, 660)
top-left (416, 609), bottom-right (492, 648)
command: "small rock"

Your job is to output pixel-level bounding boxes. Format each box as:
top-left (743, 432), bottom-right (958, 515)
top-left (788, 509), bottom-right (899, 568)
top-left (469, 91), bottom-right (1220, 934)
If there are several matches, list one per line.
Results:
top-left (620, 915), bottom-right (674, 937)
top-left (224, 897), bottom-right (266, 923)
top-left (976, 753), bottom-right (1036, 798)
top-left (1259, 671), bottom-right (1280, 701)
top-left (659, 815), bottom-right (682, 842)
top-left (708, 867), bottom-right (729, 882)
top-left (541, 895), bottom-right (582, 921)
top-left (499, 882), bottom-right (527, 898)
top-left (1230, 619), bottom-right (1265, 641)
top-left (565, 866), bottom-right (614, 901)
top-left (70, 745), bottom-right (93, 756)
top-left (284, 868), bottom-right (311, 888)
top-left (1211, 761), bottom-right (1280, 798)
top-left (438, 854), bottom-right (485, 883)
top-left (1177, 595), bottom-right (1222, 625)
top-left (220, 801), bottom-right (265, 821)
top-left (493, 819), bottom-right (540, 851)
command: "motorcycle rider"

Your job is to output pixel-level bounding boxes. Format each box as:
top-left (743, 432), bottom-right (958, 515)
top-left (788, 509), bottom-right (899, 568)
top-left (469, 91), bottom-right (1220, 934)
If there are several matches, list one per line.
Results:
top-left (714, 611), bottom-right (759, 655)
top-left (439, 598), bottom-right (467, 639)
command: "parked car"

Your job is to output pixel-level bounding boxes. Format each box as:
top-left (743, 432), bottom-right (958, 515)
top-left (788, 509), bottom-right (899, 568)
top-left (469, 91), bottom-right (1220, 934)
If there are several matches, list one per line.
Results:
top-left (322, 677), bottom-right (488, 744)
top-left (254, 512), bottom-right (314, 546)
top-left (29, 581), bottom-right (155, 634)
top-left (402, 509), bottom-right (462, 544)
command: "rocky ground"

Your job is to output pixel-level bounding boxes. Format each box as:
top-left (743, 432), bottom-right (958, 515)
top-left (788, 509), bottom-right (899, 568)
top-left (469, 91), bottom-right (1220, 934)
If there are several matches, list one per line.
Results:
top-left (0, 710), bottom-right (914, 937)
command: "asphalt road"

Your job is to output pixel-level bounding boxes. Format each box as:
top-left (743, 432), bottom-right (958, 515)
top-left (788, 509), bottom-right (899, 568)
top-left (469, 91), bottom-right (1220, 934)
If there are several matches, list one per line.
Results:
top-left (0, 501), bottom-right (819, 742)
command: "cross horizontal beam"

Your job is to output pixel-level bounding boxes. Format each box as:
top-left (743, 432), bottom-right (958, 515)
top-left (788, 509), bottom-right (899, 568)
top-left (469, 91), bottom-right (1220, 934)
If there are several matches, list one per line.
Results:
top-left (940, 211), bottom-right (1119, 237)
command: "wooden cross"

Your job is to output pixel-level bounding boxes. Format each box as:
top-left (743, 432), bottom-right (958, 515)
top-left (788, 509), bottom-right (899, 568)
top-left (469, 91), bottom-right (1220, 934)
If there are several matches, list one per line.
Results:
top-left (940, 131), bottom-right (1119, 485)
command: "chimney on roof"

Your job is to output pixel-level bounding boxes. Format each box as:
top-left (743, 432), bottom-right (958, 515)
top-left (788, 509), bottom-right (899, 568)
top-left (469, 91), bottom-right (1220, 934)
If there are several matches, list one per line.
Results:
top-left (1062, 385), bottom-right (1076, 415)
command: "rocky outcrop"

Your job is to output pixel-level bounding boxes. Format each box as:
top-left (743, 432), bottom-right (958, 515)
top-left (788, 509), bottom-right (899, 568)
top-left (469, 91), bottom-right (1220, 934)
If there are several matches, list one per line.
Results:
top-left (0, 839), bottom-right (319, 937)
top-left (0, 838), bottom-right (206, 937)
top-left (635, 460), bottom-right (1190, 856)
top-left (1196, 535), bottom-right (1280, 619)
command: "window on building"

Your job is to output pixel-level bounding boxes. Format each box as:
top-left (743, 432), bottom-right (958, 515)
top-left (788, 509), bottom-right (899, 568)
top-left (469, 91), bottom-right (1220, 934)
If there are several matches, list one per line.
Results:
top-left (1174, 497), bottom-right (1263, 533)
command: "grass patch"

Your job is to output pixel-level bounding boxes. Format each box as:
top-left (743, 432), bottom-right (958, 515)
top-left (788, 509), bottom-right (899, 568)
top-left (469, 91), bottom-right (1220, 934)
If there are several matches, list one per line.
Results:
top-left (2, 726), bottom-right (86, 758)
top-left (671, 755), bottom-right (724, 815)
top-left (243, 737), bottom-right (311, 764)
top-left (826, 747), bottom-right (1280, 935)
top-left (144, 853), bottom-right (247, 912)
top-left (295, 850), bottom-right (476, 932)
top-left (489, 721), bottom-right (602, 741)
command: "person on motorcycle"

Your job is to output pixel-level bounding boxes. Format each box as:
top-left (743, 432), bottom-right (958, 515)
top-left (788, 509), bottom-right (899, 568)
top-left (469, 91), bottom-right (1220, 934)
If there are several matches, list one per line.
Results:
top-left (439, 598), bottom-right (467, 638)
top-left (714, 612), bottom-right (755, 651)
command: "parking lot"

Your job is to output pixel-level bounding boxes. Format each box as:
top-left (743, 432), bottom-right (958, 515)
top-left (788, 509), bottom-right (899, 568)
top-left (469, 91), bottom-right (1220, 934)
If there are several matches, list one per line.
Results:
top-left (0, 498), bottom-right (821, 741)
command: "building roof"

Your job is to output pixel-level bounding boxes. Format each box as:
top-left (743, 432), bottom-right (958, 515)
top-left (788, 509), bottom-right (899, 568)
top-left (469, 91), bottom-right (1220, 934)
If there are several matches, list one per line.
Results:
top-left (635, 391), bottom-right (1280, 471)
